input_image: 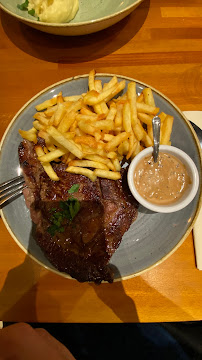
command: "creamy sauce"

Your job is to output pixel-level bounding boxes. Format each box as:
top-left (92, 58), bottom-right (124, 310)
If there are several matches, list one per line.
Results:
top-left (28, 0), bottom-right (79, 23)
top-left (134, 152), bottom-right (191, 205)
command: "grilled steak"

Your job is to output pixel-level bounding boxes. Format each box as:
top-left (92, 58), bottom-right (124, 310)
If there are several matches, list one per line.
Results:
top-left (18, 139), bottom-right (138, 283)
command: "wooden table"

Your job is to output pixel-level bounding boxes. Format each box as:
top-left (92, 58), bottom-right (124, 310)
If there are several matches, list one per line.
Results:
top-left (0, 0), bottom-right (202, 323)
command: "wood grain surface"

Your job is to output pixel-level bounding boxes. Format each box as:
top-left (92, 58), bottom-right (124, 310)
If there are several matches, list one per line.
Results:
top-left (0, 0), bottom-right (202, 323)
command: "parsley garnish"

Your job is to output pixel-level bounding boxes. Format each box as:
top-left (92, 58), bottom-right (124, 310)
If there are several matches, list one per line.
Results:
top-left (48, 184), bottom-right (80, 237)
top-left (68, 184), bottom-right (80, 194)
top-left (17, 0), bottom-right (35, 17)
top-left (17, 0), bottom-right (29, 10)
top-left (28, 9), bottom-right (35, 16)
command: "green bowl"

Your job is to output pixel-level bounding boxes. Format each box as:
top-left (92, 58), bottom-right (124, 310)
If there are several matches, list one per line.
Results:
top-left (0, 0), bottom-right (144, 35)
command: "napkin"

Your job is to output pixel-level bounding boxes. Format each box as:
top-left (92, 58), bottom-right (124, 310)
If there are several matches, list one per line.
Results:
top-left (183, 111), bottom-right (202, 270)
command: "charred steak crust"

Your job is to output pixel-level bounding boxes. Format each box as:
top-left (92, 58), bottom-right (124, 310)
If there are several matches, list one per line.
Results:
top-left (18, 139), bottom-right (138, 283)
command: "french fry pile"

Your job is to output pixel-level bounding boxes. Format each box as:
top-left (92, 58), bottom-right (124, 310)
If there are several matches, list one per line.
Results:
top-left (19, 70), bottom-right (174, 182)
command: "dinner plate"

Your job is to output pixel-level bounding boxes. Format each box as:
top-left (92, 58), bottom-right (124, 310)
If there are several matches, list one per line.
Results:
top-left (0, 0), bottom-right (144, 36)
top-left (0, 74), bottom-right (201, 281)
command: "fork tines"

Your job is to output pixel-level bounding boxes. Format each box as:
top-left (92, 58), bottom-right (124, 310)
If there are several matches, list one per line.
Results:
top-left (0, 175), bottom-right (25, 207)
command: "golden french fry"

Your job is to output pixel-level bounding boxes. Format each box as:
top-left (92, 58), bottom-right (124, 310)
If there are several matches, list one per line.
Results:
top-left (38, 148), bottom-right (67, 163)
top-left (106, 160), bottom-right (116, 171)
top-left (112, 158), bottom-right (121, 171)
top-left (57, 92), bottom-right (64, 104)
top-left (44, 105), bottom-right (58, 117)
top-left (63, 95), bottom-right (83, 102)
top-left (93, 120), bottom-right (114, 131)
top-left (46, 126), bottom-right (83, 159)
top-left (37, 130), bottom-right (54, 143)
top-left (92, 83), bottom-right (103, 114)
top-left (63, 132), bottom-right (75, 140)
top-left (53, 103), bottom-right (67, 127)
top-left (57, 110), bottom-right (76, 133)
top-left (33, 114), bottom-right (49, 127)
top-left (127, 82), bottom-right (138, 127)
top-left (114, 102), bottom-right (123, 128)
top-left (133, 122), bottom-right (145, 141)
top-left (81, 154), bottom-right (112, 170)
top-left (103, 76), bottom-right (118, 91)
top-left (83, 81), bottom-right (125, 105)
top-left (37, 131), bottom-right (58, 152)
top-left (75, 127), bottom-right (84, 137)
top-left (69, 160), bottom-right (108, 170)
top-left (131, 141), bottom-right (142, 158)
top-left (83, 154), bottom-right (107, 163)
top-left (106, 151), bottom-right (117, 159)
top-left (66, 166), bottom-right (97, 182)
top-left (138, 112), bottom-right (153, 126)
top-left (80, 106), bottom-right (95, 116)
top-left (160, 115), bottom-right (174, 144)
top-left (35, 97), bottom-right (58, 111)
top-left (94, 169), bottom-right (121, 180)
top-left (118, 140), bottom-right (128, 156)
top-left (33, 112), bottom-right (47, 121)
top-left (105, 132), bottom-right (129, 151)
top-left (136, 102), bottom-right (159, 115)
top-left (66, 98), bottom-right (83, 115)
top-left (100, 102), bottom-right (109, 115)
top-left (94, 132), bottom-right (101, 142)
top-left (69, 120), bottom-right (78, 132)
top-left (78, 120), bottom-right (98, 136)
top-left (142, 131), bottom-right (153, 147)
top-left (19, 129), bottom-right (37, 144)
top-left (93, 81), bottom-right (106, 116)
top-left (35, 145), bottom-right (59, 181)
top-left (47, 144), bottom-right (57, 152)
top-left (94, 79), bottom-right (102, 92)
top-left (75, 135), bottom-right (98, 148)
top-left (104, 81), bottom-right (125, 104)
top-left (48, 114), bottom-right (55, 125)
top-left (126, 131), bottom-right (136, 160)
top-left (33, 120), bottom-right (45, 131)
top-left (137, 93), bottom-right (144, 103)
top-left (143, 88), bottom-right (155, 106)
top-left (147, 124), bottom-right (153, 142)
top-left (82, 144), bottom-right (106, 157)
top-left (106, 103), bottom-right (117, 122)
top-left (63, 101), bottom-right (74, 110)
top-left (76, 114), bottom-right (98, 122)
top-left (123, 101), bottom-right (132, 133)
top-left (88, 69), bottom-right (96, 91)
top-left (103, 134), bottom-right (114, 142)
top-left (159, 112), bottom-right (167, 122)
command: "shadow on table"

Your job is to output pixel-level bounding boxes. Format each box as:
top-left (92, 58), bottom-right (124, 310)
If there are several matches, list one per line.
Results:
top-left (91, 265), bottom-right (139, 322)
top-left (91, 264), bottom-right (197, 323)
top-left (0, 254), bottom-right (60, 322)
top-left (0, 0), bottom-right (150, 63)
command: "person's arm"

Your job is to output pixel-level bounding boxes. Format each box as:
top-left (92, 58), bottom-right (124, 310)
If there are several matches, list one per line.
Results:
top-left (0, 322), bottom-right (76, 360)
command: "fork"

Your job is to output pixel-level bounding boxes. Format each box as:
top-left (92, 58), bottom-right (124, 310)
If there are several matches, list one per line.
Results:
top-left (0, 175), bottom-right (25, 207)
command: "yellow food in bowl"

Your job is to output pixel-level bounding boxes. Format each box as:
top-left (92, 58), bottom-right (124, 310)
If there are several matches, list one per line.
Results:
top-left (28, 0), bottom-right (79, 23)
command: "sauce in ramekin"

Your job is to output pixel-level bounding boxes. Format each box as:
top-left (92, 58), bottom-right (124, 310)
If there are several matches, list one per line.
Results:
top-left (134, 152), bottom-right (191, 205)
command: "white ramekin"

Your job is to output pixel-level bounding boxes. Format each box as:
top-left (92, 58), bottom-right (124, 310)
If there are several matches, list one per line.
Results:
top-left (127, 145), bottom-right (199, 213)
